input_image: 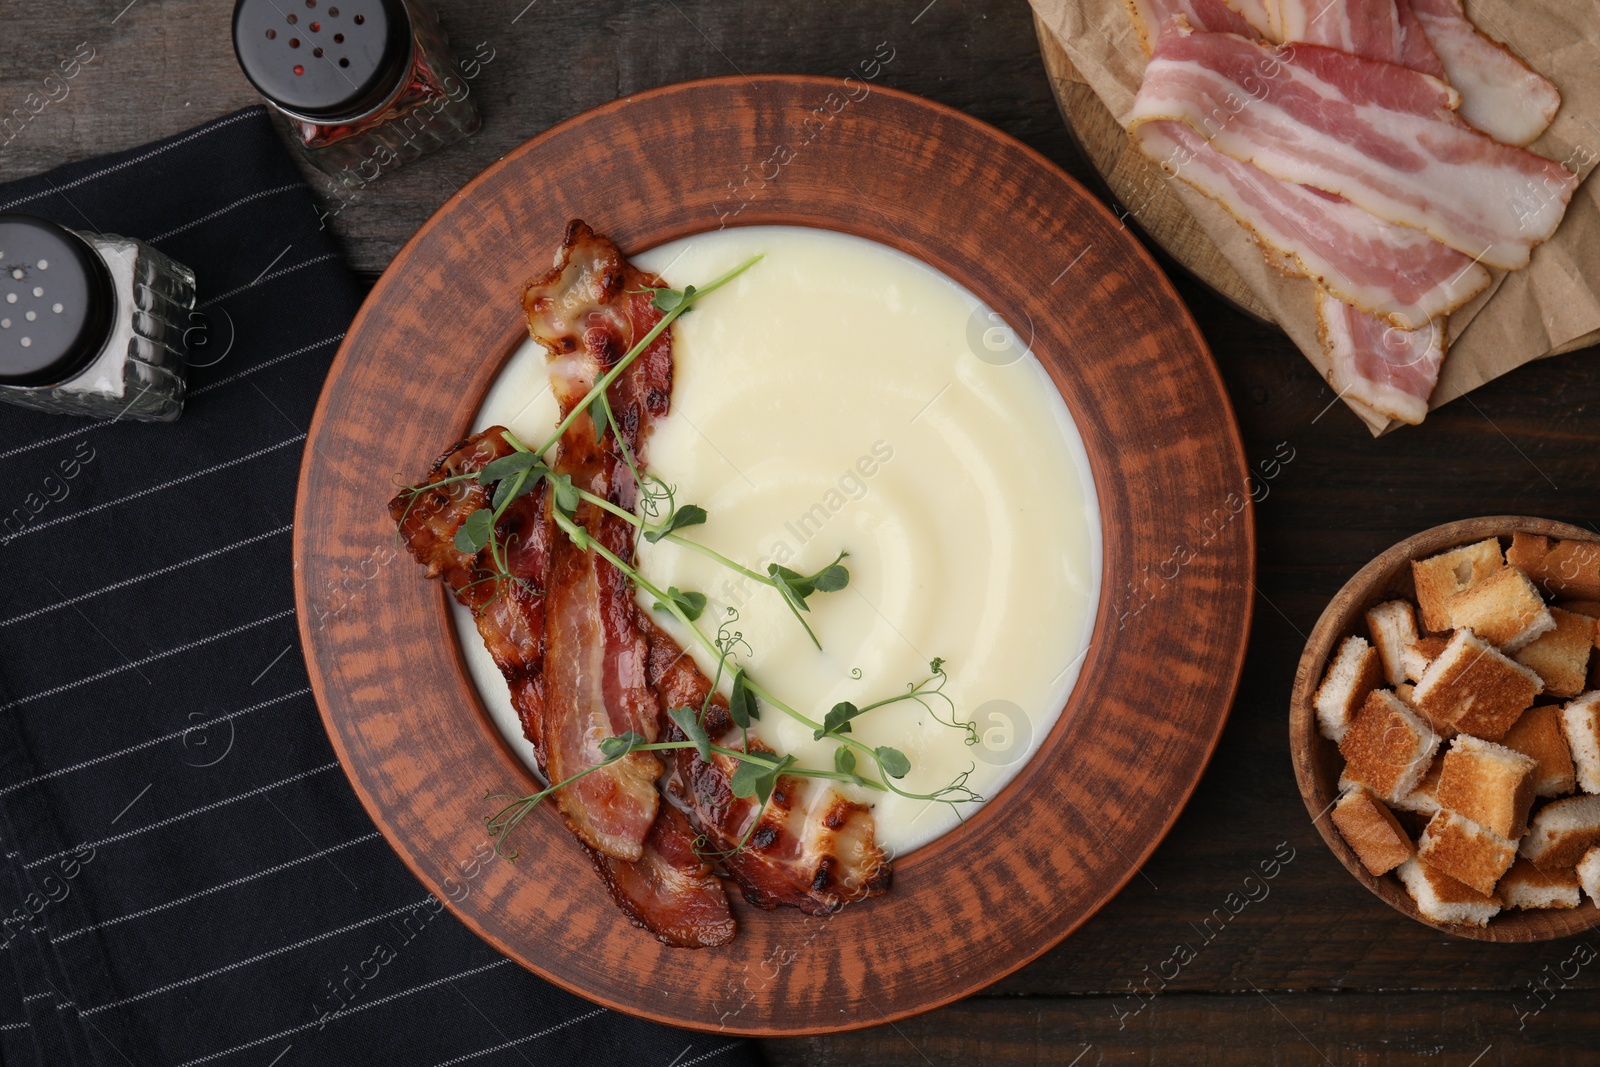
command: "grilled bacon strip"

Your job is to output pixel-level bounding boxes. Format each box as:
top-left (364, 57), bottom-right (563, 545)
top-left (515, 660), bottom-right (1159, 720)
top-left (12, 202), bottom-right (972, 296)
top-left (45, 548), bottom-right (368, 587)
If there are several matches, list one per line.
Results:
top-left (587, 804), bottom-right (736, 948)
top-left (520, 221), bottom-right (676, 863)
top-left (394, 220), bottom-right (887, 946)
top-left (643, 618), bottom-right (891, 914)
top-left (388, 428), bottom-right (551, 756)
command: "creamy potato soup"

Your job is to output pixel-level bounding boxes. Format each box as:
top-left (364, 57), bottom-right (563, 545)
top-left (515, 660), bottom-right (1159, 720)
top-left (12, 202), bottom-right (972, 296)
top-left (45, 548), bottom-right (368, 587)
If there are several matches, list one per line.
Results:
top-left (456, 226), bottom-right (1100, 854)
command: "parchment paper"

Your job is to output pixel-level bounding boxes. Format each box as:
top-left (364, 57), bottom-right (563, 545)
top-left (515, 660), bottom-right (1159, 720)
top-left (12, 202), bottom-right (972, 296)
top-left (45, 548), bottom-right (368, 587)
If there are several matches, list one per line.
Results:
top-left (1030, 0), bottom-right (1600, 434)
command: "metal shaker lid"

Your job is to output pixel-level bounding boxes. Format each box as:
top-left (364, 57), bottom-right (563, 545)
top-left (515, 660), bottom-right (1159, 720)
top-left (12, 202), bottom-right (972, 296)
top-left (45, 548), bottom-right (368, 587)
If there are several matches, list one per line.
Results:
top-left (232, 0), bottom-right (412, 121)
top-left (0, 215), bottom-right (116, 388)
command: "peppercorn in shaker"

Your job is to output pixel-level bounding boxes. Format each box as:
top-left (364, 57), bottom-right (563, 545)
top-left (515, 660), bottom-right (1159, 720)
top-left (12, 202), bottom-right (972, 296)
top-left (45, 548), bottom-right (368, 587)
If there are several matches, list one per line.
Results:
top-left (0, 215), bottom-right (196, 423)
top-left (231, 0), bottom-right (480, 183)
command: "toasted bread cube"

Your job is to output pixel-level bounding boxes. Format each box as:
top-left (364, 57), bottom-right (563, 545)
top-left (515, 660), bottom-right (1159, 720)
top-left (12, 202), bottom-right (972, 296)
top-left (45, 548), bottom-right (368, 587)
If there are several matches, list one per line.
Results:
top-left (1413, 539), bottom-right (1504, 633)
top-left (1520, 795), bottom-right (1600, 870)
top-left (1501, 705), bottom-right (1578, 797)
top-left (1398, 671), bottom-right (1455, 739)
top-left (1434, 735), bottom-right (1538, 838)
top-left (1331, 788), bottom-right (1414, 875)
top-left (1555, 600), bottom-right (1600, 620)
top-left (1498, 857), bottom-right (1582, 910)
top-left (1446, 567), bottom-right (1556, 652)
top-left (1397, 857), bottom-right (1501, 926)
top-left (1507, 532), bottom-right (1551, 574)
top-left (1579, 847), bottom-right (1600, 907)
top-left (1367, 600), bottom-right (1420, 687)
top-left (1339, 690), bottom-right (1441, 803)
top-left (1412, 629), bottom-right (1543, 741)
top-left (1510, 533), bottom-right (1600, 601)
top-left (1514, 609), bottom-right (1595, 698)
top-left (1393, 759), bottom-right (1445, 815)
top-left (1560, 692), bottom-right (1600, 793)
top-left (1417, 810), bottom-right (1517, 894)
top-left (1315, 635), bottom-right (1384, 743)
top-left (1402, 634), bottom-right (1451, 685)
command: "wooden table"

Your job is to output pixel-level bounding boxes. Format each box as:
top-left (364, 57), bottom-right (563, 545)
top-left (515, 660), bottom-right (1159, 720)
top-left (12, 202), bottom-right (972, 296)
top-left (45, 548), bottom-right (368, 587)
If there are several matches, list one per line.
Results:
top-left (5, 1), bottom-right (1596, 1062)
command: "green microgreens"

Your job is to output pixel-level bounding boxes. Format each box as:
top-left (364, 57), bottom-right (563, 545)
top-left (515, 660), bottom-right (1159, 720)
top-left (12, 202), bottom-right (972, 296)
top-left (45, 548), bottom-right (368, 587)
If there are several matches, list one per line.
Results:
top-left (570, 484), bottom-right (848, 650)
top-left (812, 660), bottom-right (974, 745)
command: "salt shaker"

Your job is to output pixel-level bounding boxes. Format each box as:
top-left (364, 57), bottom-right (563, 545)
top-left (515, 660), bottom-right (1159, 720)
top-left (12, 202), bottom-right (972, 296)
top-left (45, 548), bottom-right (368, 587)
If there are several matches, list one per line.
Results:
top-left (231, 0), bottom-right (481, 183)
top-left (0, 215), bottom-right (196, 423)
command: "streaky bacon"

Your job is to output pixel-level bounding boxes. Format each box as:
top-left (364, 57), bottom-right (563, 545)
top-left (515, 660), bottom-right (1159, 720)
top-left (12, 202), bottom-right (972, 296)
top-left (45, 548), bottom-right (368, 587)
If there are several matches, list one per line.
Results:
top-left (389, 429), bottom-right (551, 757)
top-left (1271, 0), bottom-right (1405, 63)
top-left (389, 424), bottom-right (733, 946)
top-left (1128, 29), bottom-right (1577, 269)
top-left (1394, 0), bottom-right (1447, 78)
top-left (1133, 119), bottom-right (1488, 325)
top-left (519, 221), bottom-right (673, 863)
top-left (1125, 0), bottom-right (1258, 54)
top-left (1220, 0), bottom-right (1272, 36)
top-left (1407, 0), bottom-right (1560, 147)
top-left (1316, 288), bottom-right (1445, 426)
top-left (642, 617), bottom-right (891, 914)
top-left (587, 804), bottom-right (735, 948)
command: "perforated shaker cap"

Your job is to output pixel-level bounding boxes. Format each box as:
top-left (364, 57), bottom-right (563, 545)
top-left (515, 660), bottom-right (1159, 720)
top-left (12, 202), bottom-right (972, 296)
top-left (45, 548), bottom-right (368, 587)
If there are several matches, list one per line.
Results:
top-left (0, 215), bottom-right (116, 388)
top-left (232, 0), bottom-right (412, 121)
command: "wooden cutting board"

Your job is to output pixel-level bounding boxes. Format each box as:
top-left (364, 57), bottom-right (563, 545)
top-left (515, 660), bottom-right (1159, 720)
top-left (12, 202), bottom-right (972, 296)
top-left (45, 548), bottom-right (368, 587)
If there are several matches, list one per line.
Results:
top-left (1031, 11), bottom-right (1275, 323)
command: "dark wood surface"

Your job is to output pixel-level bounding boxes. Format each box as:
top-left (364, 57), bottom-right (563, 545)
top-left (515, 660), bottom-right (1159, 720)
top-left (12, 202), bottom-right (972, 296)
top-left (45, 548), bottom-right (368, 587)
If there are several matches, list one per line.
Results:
top-left (4, 0), bottom-right (1599, 1062)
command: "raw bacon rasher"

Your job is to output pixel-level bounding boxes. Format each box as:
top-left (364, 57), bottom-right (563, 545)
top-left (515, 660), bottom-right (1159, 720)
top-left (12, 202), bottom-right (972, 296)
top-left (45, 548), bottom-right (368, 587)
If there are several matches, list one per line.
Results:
top-left (1129, 29), bottom-right (1578, 269)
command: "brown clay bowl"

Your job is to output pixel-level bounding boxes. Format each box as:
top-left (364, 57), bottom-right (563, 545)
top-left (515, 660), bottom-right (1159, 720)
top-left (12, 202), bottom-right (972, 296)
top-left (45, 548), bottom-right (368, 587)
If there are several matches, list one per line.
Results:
top-left (1290, 515), bottom-right (1600, 942)
top-left (295, 75), bottom-right (1255, 1032)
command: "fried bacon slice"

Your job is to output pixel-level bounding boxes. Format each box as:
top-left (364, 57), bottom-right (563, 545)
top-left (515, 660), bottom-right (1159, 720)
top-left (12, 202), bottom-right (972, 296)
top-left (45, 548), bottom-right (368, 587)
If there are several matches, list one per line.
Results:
top-left (643, 618), bottom-right (891, 914)
top-left (520, 221), bottom-right (675, 864)
top-left (396, 220), bottom-right (889, 946)
top-left (388, 429), bottom-right (551, 756)
top-left (587, 804), bottom-right (736, 948)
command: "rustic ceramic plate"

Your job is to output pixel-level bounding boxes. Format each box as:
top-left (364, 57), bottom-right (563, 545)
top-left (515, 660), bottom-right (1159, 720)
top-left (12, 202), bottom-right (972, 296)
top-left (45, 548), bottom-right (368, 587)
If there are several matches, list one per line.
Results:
top-left (1290, 515), bottom-right (1600, 942)
top-left (293, 74), bottom-right (1254, 1034)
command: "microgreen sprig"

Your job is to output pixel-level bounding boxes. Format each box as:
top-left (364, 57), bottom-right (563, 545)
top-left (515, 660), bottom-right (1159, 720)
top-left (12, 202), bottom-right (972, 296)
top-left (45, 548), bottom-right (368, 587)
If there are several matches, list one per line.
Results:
top-left (569, 484), bottom-right (849, 649)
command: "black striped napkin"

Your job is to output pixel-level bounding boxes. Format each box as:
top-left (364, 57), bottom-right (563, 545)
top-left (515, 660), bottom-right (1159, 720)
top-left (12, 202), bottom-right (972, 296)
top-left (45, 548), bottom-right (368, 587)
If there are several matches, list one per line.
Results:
top-left (0, 107), bottom-right (753, 1067)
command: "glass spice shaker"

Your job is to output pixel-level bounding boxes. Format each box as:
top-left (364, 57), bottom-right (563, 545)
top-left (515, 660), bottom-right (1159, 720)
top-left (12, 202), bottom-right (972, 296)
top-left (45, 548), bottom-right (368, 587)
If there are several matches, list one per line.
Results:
top-left (0, 215), bottom-right (196, 423)
top-left (231, 0), bottom-right (480, 184)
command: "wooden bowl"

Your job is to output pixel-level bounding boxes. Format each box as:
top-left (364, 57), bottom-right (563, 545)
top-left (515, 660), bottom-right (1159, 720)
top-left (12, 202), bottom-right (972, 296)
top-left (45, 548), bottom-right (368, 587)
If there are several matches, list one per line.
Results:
top-left (1290, 515), bottom-right (1600, 942)
top-left (294, 74), bottom-right (1255, 1033)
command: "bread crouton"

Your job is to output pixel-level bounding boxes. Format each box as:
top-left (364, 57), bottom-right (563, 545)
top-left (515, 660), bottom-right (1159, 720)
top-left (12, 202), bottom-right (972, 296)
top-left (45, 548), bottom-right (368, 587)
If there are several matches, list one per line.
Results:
top-left (1366, 600), bottom-right (1420, 688)
top-left (1393, 759), bottom-right (1445, 815)
top-left (1446, 567), bottom-right (1556, 652)
top-left (1560, 692), bottom-right (1600, 793)
top-left (1509, 532), bottom-right (1600, 601)
top-left (1413, 538), bottom-right (1504, 633)
top-left (1498, 857), bottom-right (1582, 910)
top-left (1418, 810), bottom-right (1517, 894)
top-left (1331, 788), bottom-right (1413, 875)
top-left (1339, 690), bottom-right (1441, 803)
top-left (1520, 795), bottom-right (1600, 870)
top-left (1412, 629), bottom-right (1542, 741)
top-left (1434, 735), bottom-right (1538, 838)
top-left (1315, 635), bottom-right (1383, 743)
top-left (1397, 857), bottom-right (1501, 926)
top-left (1514, 609), bottom-right (1595, 698)
top-left (1402, 635), bottom-right (1451, 685)
top-left (1501, 705), bottom-right (1578, 798)
top-left (1579, 847), bottom-right (1600, 907)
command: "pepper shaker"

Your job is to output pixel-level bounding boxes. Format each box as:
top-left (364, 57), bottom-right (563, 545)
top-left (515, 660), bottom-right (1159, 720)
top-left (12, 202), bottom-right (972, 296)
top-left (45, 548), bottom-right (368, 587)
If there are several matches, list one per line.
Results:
top-left (231, 0), bottom-right (480, 184)
top-left (0, 215), bottom-right (196, 423)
